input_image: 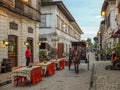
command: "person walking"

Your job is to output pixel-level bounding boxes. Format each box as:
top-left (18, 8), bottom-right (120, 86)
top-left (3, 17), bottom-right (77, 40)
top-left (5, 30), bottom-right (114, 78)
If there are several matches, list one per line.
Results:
top-left (68, 47), bottom-right (73, 70)
top-left (25, 47), bottom-right (31, 66)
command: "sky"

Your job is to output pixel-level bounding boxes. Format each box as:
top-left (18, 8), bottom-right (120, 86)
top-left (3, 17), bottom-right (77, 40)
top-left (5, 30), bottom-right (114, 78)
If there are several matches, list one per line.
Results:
top-left (55, 0), bottom-right (104, 42)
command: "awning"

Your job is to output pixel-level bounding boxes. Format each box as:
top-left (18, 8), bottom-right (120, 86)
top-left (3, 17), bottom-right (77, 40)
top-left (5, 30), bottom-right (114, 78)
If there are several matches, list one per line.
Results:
top-left (110, 34), bottom-right (120, 38)
top-left (110, 31), bottom-right (120, 38)
top-left (115, 29), bottom-right (120, 34)
top-left (115, 25), bottom-right (120, 34)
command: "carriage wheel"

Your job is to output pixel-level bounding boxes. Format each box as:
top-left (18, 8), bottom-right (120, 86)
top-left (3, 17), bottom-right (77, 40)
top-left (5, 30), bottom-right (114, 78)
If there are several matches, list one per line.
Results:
top-left (87, 60), bottom-right (89, 70)
top-left (87, 55), bottom-right (89, 70)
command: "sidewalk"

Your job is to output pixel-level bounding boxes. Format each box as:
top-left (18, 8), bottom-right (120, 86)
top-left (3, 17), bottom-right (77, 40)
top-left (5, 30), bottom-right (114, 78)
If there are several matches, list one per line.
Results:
top-left (0, 72), bottom-right (11, 86)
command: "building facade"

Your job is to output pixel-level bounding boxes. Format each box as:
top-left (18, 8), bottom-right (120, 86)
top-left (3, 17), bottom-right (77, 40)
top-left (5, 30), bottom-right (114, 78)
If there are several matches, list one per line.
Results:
top-left (0, 0), bottom-right (41, 67)
top-left (40, 1), bottom-right (83, 58)
top-left (100, 0), bottom-right (117, 50)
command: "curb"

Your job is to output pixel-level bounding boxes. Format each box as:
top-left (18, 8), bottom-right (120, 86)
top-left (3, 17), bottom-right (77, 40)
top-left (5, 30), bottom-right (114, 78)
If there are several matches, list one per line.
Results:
top-left (0, 79), bottom-right (11, 87)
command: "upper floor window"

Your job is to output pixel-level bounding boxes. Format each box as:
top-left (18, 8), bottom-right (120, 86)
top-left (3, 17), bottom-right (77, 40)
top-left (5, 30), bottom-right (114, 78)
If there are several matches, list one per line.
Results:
top-left (15, 0), bottom-right (24, 10)
top-left (40, 15), bottom-right (46, 27)
top-left (106, 14), bottom-right (110, 28)
top-left (57, 17), bottom-right (61, 29)
top-left (68, 26), bottom-right (70, 35)
top-left (118, 3), bottom-right (120, 14)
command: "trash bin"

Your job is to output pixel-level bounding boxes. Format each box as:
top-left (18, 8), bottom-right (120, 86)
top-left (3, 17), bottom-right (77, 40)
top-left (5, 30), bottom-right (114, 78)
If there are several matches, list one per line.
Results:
top-left (1, 63), bottom-right (6, 73)
top-left (2, 58), bottom-right (12, 72)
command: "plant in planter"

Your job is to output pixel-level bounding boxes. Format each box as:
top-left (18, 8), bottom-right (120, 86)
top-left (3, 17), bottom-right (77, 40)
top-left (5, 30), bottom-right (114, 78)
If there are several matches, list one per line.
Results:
top-left (39, 51), bottom-right (50, 62)
top-left (39, 51), bottom-right (47, 62)
top-left (114, 45), bottom-right (120, 58)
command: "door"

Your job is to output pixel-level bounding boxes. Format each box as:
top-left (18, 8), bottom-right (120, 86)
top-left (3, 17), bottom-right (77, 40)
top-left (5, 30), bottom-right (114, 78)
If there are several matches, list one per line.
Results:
top-left (27, 38), bottom-right (33, 63)
top-left (57, 43), bottom-right (64, 58)
top-left (8, 35), bottom-right (18, 67)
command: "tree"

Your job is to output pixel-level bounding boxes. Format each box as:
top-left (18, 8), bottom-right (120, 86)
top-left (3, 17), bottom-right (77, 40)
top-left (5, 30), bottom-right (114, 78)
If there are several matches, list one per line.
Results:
top-left (86, 38), bottom-right (93, 50)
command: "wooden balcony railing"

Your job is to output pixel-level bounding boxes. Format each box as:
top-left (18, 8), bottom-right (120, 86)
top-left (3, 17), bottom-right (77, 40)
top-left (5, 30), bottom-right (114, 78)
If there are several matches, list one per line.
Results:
top-left (0, 0), bottom-right (40, 22)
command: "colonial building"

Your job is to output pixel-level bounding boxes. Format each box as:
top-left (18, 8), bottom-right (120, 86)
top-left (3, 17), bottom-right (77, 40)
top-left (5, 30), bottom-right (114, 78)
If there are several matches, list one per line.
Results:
top-left (96, 20), bottom-right (105, 51)
top-left (0, 0), bottom-right (41, 67)
top-left (115, 0), bottom-right (120, 43)
top-left (40, 1), bottom-right (83, 58)
top-left (101, 0), bottom-right (117, 49)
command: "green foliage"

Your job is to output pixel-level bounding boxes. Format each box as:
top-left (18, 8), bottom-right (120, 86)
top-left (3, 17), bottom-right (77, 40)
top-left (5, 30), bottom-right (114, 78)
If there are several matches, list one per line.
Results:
top-left (93, 43), bottom-right (97, 48)
top-left (114, 45), bottom-right (120, 58)
top-left (106, 48), bottom-right (112, 54)
top-left (39, 51), bottom-right (46, 59)
top-left (86, 38), bottom-right (93, 50)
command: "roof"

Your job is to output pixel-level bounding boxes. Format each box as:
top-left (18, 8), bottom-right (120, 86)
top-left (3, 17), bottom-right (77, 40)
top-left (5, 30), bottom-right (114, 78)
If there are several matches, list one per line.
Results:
top-left (41, 1), bottom-right (75, 22)
top-left (101, 0), bottom-right (115, 12)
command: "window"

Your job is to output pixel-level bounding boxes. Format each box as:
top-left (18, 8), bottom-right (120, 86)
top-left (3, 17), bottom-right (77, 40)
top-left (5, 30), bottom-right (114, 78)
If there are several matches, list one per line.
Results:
top-left (15, 0), bottom-right (24, 10)
top-left (106, 14), bottom-right (110, 28)
top-left (57, 17), bottom-right (61, 29)
top-left (118, 3), bottom-right (120, 14)
top-left (68, 26), bottom-right (70, 35)
top-left (40, 15), bottom-right (46, 27)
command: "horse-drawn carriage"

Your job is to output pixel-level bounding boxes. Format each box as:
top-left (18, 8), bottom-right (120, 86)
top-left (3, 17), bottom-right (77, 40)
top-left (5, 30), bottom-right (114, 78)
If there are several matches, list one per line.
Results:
top-left (68, 41), bottom-right (89, 73)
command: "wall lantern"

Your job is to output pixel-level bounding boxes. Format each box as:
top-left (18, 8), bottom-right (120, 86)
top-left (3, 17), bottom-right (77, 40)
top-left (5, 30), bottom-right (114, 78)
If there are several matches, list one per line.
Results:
top-left (98, 31), bottom-right (101, 35)
top-left (75, 33), bottom-right (77, 37)
top-left (24, 41), bottom-right (29, 46)
top-left (37, 42), bottom-right (41, 46)
top-left (23, 0), bottom-right (29, 3)
top-left (62, 23), bottom-right (66, 28)
top-left (3, 40), bottom-right (9, 46)
top-left (101, 11), bottom-right (105, 16)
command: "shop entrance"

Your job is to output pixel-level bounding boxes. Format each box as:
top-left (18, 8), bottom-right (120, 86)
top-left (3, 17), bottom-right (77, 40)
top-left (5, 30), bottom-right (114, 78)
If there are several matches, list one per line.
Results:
top-left (27, 38), bottom-right (33, 63)
top-left (8, 35), bottom-right (18, 67)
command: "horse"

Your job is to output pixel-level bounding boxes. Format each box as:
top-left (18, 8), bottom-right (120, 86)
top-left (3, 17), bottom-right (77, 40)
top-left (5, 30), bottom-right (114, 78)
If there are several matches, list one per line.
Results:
top-left (72, 47), bottom-right (81, 74)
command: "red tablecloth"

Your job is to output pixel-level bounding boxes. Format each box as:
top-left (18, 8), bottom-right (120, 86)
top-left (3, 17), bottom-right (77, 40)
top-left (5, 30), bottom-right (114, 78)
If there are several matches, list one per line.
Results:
top-left (36, 61), bottom-right (55, 77)
top-left (11, 66), bottom-right (42, 86)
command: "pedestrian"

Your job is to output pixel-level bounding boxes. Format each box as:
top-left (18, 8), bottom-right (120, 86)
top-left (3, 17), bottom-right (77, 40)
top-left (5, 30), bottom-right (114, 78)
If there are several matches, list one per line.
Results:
top-left (68, 47), bottom-right (73, 70)
top-left (111, 49), bottom-right (118, 66)
top-left (25, 47), bottom-right (31, 66)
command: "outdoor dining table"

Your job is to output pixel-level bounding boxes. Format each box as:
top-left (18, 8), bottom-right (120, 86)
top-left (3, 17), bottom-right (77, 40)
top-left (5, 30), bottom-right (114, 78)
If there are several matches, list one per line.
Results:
top-left (36, 61), bottom-right (55, 77)
top-left (51, 58), bottom-right (65, 70)
top-left (11, 66), bottom-right (42, 86)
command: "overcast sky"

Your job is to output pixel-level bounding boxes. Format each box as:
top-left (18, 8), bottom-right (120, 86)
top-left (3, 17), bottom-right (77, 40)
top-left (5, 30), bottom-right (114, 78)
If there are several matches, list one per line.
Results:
top-left (55, 0), bottom-right (104, 41)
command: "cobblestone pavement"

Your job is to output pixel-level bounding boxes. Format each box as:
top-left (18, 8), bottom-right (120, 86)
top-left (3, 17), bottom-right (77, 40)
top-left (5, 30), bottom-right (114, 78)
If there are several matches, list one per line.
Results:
top-left (2, 52), bottom-right (120, 90)
top-left (94, 61), bottom-right (120, 90)
top-left (0, 52), bottom-right (95, 90)
top-left (0, 65), bottom-right (91, 90)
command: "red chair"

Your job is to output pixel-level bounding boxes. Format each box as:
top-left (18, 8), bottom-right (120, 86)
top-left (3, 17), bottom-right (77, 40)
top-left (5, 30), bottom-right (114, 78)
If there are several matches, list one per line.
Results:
top-left (31, 67), bottom-right (42, 85)
top-left (14, 76), bottom-right (27, 87)
top-left (46, 62), bottom-right (55, 76)
top-left (59, 60), bottom-right (65, 70)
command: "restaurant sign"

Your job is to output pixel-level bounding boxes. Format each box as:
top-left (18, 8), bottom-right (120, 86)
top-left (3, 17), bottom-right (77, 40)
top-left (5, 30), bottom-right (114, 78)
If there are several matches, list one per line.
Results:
top-left (9, 21), bottom-right (18, 30)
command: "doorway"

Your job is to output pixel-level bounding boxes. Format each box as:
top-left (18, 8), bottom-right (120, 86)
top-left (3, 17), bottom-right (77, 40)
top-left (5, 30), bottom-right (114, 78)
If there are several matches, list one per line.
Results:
top-left (8, 35), bottom-right (18, 67)
top-left (27, 38), bottom-right (33, 63)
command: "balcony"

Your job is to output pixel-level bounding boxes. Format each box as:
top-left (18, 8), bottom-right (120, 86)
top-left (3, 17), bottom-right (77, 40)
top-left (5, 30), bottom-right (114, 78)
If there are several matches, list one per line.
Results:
top-left (0, 0), bottom-right (40, 22)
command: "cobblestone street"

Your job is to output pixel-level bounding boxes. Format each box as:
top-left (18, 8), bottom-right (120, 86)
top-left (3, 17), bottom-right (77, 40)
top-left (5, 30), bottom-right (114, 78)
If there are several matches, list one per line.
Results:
top-left (94, 61), bottom-right (120, 90)
top-left (0, 52), bottom-right (93, 90)
top-left (0, 65), bottom-right (91, 90)
top-left (1, 52), bottom-right (120, 90)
